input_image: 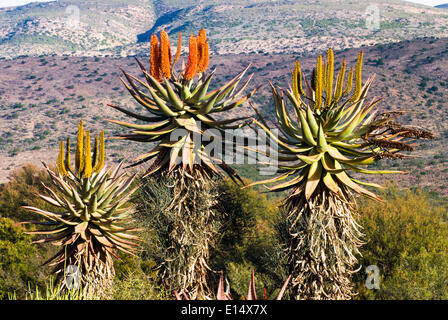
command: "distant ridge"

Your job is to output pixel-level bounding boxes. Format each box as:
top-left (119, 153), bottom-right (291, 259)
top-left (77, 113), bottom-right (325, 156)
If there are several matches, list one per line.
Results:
top-left (435, 4), bottom-right (448, 8)
top-left (2, 0), bottom-right (448, 58)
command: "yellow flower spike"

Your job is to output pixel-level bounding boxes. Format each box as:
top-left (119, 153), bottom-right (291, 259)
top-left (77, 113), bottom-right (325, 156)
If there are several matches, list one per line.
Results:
top-left (334, 59), bottom-right (346, 102)
top-left (343, 67), bottom-right (354, 96)
top-left (350, 50), bottom-right (363, 102)
top-left (292, 62), bottom-right (300, 101)
top-left (94, 131), bottom-right (105, 173)
top-left (292, 61), bottom-right (306, 100)
top-left (75, 120), bottom-right (84, 172)
top-left (150, 34), bottom-right (161, 82)
top-left (82, 131), bottom-right (92, 178)
top-left (322, 61), bottom-right (327, 93)
top-left (315, 55), bottom-right (323, 110)
top-left (325, 49), bottom-right (334, 108)
top-left (57, 141), bottom-right (68, 176)
top-left (160, 30), bottom-right (171, 80)
top-left (65, 138), bottom-right (73, 173)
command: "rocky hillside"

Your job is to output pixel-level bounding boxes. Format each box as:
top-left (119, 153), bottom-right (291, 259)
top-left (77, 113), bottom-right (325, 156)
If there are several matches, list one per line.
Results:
top-left (0, 37), bottom-right (447, 194)
top-left (0, 0), bottom-right (155, 58)
top-left (2, 0), bottom-right (448, 58)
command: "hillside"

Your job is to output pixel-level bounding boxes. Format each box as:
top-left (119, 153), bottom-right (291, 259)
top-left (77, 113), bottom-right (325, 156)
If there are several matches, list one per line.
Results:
top-left (2, 0), bottom-right (448, 58)
top-left (0, 0), bottom-right (155, 58)
top-left (0, 36), bottom-right (447, 194)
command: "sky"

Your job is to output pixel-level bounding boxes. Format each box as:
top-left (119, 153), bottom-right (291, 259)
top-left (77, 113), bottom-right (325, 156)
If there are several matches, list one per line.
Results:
top-left (0, 0), bottom-right (447, 8)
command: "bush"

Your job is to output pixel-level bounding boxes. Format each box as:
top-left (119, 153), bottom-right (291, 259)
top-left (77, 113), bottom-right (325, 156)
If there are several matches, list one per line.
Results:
top-left (110, 253), bottom-right (166, 300)
top-left (0, 217), bottom-right (46, 299)
top-left (354, 186), bottom-right (448, 299)
top-left (0, 165), bottom-right (63, 299)
top-left (210, 179), bottom-right (287, 299)
top-left (0, 165), bottom-right (57, 222)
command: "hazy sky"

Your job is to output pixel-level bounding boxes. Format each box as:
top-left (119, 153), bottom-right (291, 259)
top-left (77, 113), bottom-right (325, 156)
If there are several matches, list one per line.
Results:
top-left (0, 0), bottom-right (447, 8)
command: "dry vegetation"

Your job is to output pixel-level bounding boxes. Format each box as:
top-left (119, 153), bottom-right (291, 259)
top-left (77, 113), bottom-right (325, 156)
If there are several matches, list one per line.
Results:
top-left (0, 36), bottom-right (447, 194)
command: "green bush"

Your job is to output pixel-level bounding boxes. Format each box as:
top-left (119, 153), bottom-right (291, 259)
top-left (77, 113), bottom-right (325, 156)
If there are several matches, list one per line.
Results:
top-left (0, 165), bottom-right (61, 299)
top-left (0, 165), bottom-right (57, 222)
top-left (210, 179), bottom-right (287, 299)
top-left (110, 254), bottom-right (167, 300)
top-left (0, 217), bottom-right (46, 299)
top-left (354, 186), bottom-right (448, 299)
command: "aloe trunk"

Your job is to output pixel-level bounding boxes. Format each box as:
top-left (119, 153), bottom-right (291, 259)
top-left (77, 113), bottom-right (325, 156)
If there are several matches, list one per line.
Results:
top-left (279, 186), bottom-right (363, 299)
top-left (141, 167), bottom-right (220, 298)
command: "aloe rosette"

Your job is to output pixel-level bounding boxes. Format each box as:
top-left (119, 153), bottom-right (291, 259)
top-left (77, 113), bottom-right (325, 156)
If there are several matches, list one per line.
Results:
top-left (22, 120), bottom-right (141, 298)
top-left (107, 29), bottom-right (257, 181)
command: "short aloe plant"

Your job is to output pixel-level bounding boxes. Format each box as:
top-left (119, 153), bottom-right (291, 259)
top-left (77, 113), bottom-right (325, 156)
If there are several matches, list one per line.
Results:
top-left (22, 120), bottom-right (141, 298)
top-left (108, 29), bottom-right (257, 299)
top-left (249, 49), bottom-right (434, 299)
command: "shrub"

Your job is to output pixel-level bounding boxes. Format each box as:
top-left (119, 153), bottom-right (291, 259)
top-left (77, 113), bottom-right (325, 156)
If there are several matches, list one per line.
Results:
top-left (110, 254), bottom-right (166, 300)
top-left (0, 217), bottom-right (45, 299)
top-left (354, 186), bottom-right (448, 299)
top-left (210, 179), bottom-right (287, 298)
top-left (0, 165), bottom-right (58, 222)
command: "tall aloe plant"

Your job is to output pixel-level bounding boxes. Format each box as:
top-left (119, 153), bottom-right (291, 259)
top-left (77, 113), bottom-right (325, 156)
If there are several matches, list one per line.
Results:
top-left (107, 29), bottom-right (257, 298)
top-left (248, 49), bottom-right (434, 299)
top-left (22, 120), bottom-right (141, 298)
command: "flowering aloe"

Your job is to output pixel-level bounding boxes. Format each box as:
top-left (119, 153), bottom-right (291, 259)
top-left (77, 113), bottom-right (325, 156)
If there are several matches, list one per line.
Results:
top-left (108, 29), bottom-right (257, 298)
top-left (107, 29), bottom-right (257, 180)
top-left (22, 120), bottom-right (141, 298)
top-left (249, 49), bottom-right (434, 299)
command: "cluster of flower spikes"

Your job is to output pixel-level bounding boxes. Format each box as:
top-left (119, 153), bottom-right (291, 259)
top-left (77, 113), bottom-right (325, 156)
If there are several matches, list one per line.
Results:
top-left (150, 28), bottom-right (209, 82)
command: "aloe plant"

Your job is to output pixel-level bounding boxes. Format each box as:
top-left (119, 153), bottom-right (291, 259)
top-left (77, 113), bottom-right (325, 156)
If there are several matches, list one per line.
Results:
top-left (108, 29), bottom-right (257, 298)
top-left (22, 120), bottom-right (141, 299)
top-left (248, 49), bottom-right (434, 299)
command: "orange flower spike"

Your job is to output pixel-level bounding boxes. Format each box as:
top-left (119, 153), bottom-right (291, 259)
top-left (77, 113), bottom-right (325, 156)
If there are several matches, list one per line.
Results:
top-left (198, 28), bottom-right (206, 45)
top-left (184, 35), bottom-right (198, 81)
top-left (198, 41), bottom-right (209, 73)
top-left (150, 34), bottom-right (161, 82)
top-left (197, 29), bottom-right (209, 73)
top-left (160, 30), bottom-right (171, 79)
top-left (172, 32), bottom-right (182, 66)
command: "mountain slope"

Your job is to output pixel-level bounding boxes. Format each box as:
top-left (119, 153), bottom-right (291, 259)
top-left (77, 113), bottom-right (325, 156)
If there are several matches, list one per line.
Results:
top-left (0, 37), bottom-right (447, 194)
top-left (142, 0), bottom-right (448, 55)
top-left (0, 0), bottom-right (155, 58)
top-left (2, 0), bottom-right (448, 58)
